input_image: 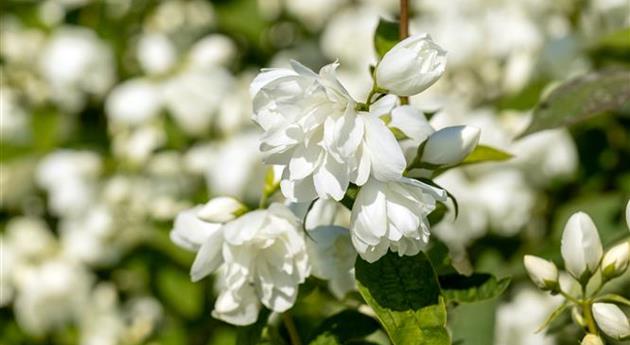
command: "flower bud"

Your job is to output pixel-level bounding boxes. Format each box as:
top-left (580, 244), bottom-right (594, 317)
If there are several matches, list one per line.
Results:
top-left (524, 255), bottom-right (559, 290)
top-left (592, 303), bottom-right (630, 340)
top-left (197, 197), bottom-right (246, 223)
top-left (375, 33), bottom-right (447, 96)
top-left (601, 242), bottom-right (630, 280)
top-left (560, 212), bottom-right (603, 281)
top-left (420, 126), bottom-right (480, 166)
top-left (581, 334), bottom-right (604, 345)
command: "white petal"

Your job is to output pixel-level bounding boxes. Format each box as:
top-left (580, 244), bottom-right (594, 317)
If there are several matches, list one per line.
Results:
top-left (190, 228), bottom-right (225, 282)
top-left (313, 155), bottom-right (349, 201)
top-left (363, 116), bottom-right (406, 181)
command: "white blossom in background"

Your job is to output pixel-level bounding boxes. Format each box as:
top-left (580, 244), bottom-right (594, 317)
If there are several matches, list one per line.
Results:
top-left (38, 26), bottom-right (115, 112)
top-left (350, 177), bottom-right (446, 262)
top-left (59, 205), bottom-right (117, 265)
top-left (13, 259), bottom-right (92, 336)
top-left (495, 287), bottom-right (561, 345)
top-left (36, 150), bottom-right (102, 217)
top-left (105, 78), bottom-right (163, 126)
top-left (136, 32), bottom-right (177, 75)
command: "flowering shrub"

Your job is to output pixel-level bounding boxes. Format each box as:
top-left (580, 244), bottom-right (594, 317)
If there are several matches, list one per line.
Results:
top-left (1, 0), bottom-right (629, 345)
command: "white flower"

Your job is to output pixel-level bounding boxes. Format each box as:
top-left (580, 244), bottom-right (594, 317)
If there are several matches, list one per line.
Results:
top-left (14, 259), bottom-right (92, 335)
top-left (350, 176), bottom-right (446, 263)
top-left (36, 150), bottom-right (101, 216)
top-left (251, 62), bottom-right (406, 202)
top-left (523, 255), bottom-right (559, 290)
top-left (197, 197), bottom-right (246, 223)
top-left (190, 203), bottom-right (309, 325)
top-left (306, 225), bottom-right (356, 299)
top-left (420, 126), bottom-right (481, 166)
top-left (560, 212), bottom-right (603, 280)
top-left (105, 78), bottom-right (163, 126)
top-left (601, 242), bottom-right (630, 280)
top-left (592, 303), bottom-right (630, 340)
top-left (375, 33), bottom-right (447, 96)
top-left (170, 206), bottom-right (222, 252)
top-left (581, 334), bottom-right (604, 345)
top-left (137, 33), bottom-right (176, 75)
top-left (188, 34), bottom-right (236, 69)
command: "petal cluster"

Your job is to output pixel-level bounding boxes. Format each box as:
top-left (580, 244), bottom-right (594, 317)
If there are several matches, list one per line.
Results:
top-left (171, 203), bottom-right (309, 325)
top-left (350, 177), bottom-right (446, 262)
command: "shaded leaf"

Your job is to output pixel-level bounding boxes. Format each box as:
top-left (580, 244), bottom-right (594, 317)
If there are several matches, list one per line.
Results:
top-left (355, 251), bottom-right (450, 345)
top-left (374, 18), bottom-right (400, 58)
top-left (308, 310), bottom-right (380, 345)
top-left (439, 273), bottom-right (511, 303)
top-left (518, 69), bottom-right (630, 138)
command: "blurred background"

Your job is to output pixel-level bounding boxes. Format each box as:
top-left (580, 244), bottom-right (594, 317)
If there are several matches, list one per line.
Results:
top-left (0, 0), bottom-right (629, 344)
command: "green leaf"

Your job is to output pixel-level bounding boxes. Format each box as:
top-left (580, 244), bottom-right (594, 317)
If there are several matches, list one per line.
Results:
top-left (594, 293), bottom-right (630, 307)
top-left (518, 69), bottom-right (630, 138)
top-left (439, 273), bottom-right (511, 303)
top-left (374, 18), bottom-right (400, 58)
top-left (355, 251), bottom-right (450, 345)
top-left (308, 310), bottom-right (380, 345)
top-left (461, 145), bottom-right (513, 165)
top-left (236, 308), bottom-right (271, 345)
top-left (340, 183), bottom-right (360, 210)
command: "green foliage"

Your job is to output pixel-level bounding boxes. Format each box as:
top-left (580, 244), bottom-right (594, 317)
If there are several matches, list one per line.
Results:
top-left (307, 310), bottom-right (380, 345)
top-left (355, 251), bottom-right (450, 345)
top-left (518, 70), bottom-right (630, 137)
top-left (236, 308), bottom-right (271, 345)
top-left (373, 18), bottom-right (400, 58)
top-left (439, 273), bottom-right (511, 304)
top-left (156, 265), bottom-right (204, 319)
top-left (461, 145), bottom-right (513, 165)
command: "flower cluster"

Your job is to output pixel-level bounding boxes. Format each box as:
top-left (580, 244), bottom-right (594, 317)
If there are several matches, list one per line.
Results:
top-left (171, 33), bottom-right (483, 325)
top-left (524, 201), bottom-right (630, 343)
top-left (171, 198), bottom-right (309, 325)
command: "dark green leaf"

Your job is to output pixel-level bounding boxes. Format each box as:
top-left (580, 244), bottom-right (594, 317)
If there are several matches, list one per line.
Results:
top-left (461, 145), bottom-right (513, 165)
top-left (518, 69), bottom-right (630, 138)
top-left (340, 183), bottom-right (360, 210)
top-left (439, 273), bottom-right (510, 303)
top-left (373, 18), bottom-right (400, 58)
top-left (236, 308), bottom-right (271, 345)
top-left (308, 310), bottom-right (380, 345)
top-left (355, 251), bottom-right (450, 345)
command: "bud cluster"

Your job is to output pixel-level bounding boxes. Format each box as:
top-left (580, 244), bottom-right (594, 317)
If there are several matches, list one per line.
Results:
top-left (524, 201), bottom-right (630, 342)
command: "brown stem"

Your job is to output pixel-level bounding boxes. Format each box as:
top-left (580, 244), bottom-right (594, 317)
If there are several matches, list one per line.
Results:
top-left (283, 312), bottom-right (302, 345)
top-left (399, 0), bottom-right (410, 105)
